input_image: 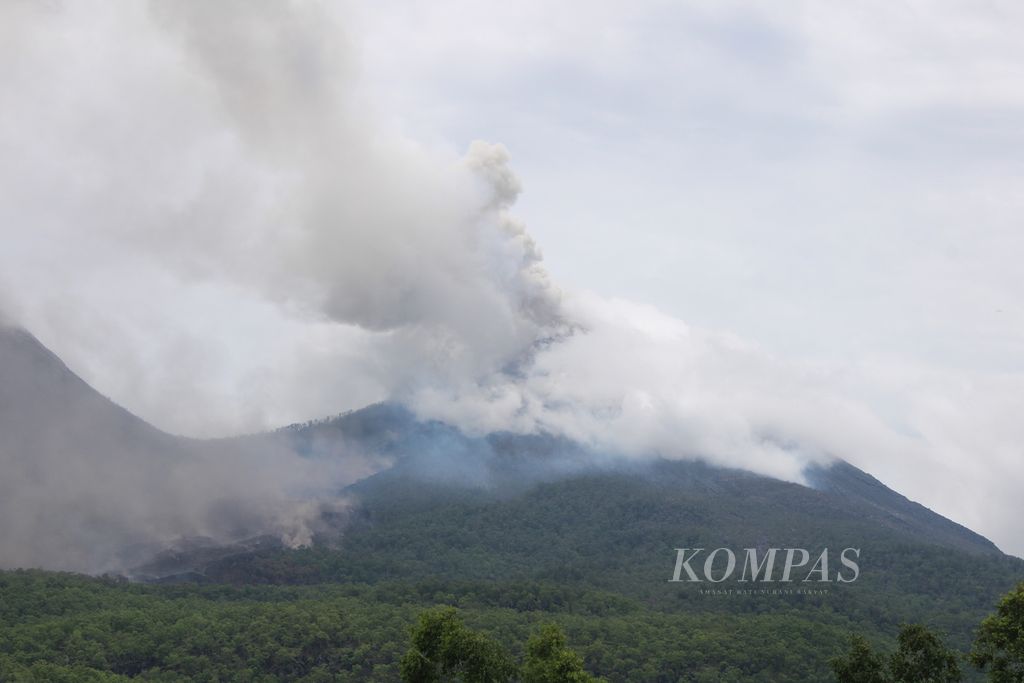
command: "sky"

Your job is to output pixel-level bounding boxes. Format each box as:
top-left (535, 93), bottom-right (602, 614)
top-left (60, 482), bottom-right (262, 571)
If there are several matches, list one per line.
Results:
top-left (1, 1), bottom-right (1022, 556)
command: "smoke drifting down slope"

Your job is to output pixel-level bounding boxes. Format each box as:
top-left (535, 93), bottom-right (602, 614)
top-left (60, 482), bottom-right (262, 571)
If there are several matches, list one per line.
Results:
top-left (0, 326), bottom-right (384, 573)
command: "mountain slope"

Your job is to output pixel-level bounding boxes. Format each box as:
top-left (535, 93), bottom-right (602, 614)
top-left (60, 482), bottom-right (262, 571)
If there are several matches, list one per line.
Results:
top-left (806, 459), bottom-right (1001, 556)
top-left (0, 325), bottom-right (177, 456)
top-left (0, 326), bottom-right (189, 571)
top-left (0, 326), bottom-right (365, 573)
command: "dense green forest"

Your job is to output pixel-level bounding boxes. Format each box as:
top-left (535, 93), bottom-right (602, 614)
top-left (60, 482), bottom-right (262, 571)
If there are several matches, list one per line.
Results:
top-left (0, 568), bottom-right (862, 681)
top-left (2, 571), bottom-right (1023, 681)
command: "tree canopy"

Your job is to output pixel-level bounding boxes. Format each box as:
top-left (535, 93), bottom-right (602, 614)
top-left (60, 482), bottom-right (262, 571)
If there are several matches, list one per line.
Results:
top-left (832, 624), bottom-right (961, 683)
top-left (399, 608), bottom-right (600, 683)
top-left (971, 581), bottom-right (1024, 682)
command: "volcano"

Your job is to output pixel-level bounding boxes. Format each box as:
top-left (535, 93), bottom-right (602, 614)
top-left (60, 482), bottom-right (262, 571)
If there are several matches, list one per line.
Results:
top-left (1, 325), bottom-right (1022, 680)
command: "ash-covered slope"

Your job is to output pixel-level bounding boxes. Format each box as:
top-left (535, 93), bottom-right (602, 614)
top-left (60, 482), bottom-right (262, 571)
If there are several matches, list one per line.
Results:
top-left (0, 327), bottom-right (360, 574)
top-left (0, 325), bottom-right (178, 459)
top-left (0, 326), bottom-right (188, 571)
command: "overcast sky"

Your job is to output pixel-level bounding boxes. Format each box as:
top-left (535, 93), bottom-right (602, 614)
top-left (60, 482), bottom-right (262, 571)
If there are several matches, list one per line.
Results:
top-left (2, 1), bottom-right (1022, 556)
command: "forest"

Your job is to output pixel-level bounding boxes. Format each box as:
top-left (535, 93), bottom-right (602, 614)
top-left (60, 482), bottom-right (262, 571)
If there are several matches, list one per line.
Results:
top-left (1, 571), bottom-right (1022, 681)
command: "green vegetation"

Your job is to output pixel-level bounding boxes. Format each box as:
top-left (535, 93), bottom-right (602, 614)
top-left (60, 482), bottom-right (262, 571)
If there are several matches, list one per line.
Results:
top-left (833, 582), bottom-right (1024, 682)
top-left (831, 635), bottom-right (888, 683)
top-left (889, 624), bottom-right (962, 682)
top-left (832, 624), bottom-right (961, 682)
top-left (398, 607), bottom-right (599, 682)
top-left (198, 468), bottom-right (1024, 658)
top-left (1, 462), bottom-right (1022, 681)
top-left (520, 623), bottom-right (599, 683)
top-left (400, 607), bottom-right (518, 682)
top-left (2, 568), bottom-right (1022, 680)
top-left (0, 570), bottom-right (861, 681)
top-left (971, 582), bottom-right (1024, 682)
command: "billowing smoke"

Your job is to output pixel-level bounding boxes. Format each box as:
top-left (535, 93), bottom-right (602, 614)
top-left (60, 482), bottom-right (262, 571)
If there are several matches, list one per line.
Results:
top-left (1, 0), bottom-right (1018, 570)
top-left (0, 0), bottom-right (885, 501)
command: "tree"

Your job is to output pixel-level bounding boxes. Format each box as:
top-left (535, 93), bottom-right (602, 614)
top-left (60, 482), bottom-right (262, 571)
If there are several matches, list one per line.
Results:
top-left (889, 624), bottom-right (961, 682)
top-left (522, 624), bottom-right (600, 683)
top-left (399, 607), bottom-right (518, 683)
top-left (831, 635), bottom-right (889, 683)
top-left (832, 625), bottom-right (962, 683)
top-left (400, 609), bottom-right (601, 683)
top-left (972, 581), bottom-right (1024, 682)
